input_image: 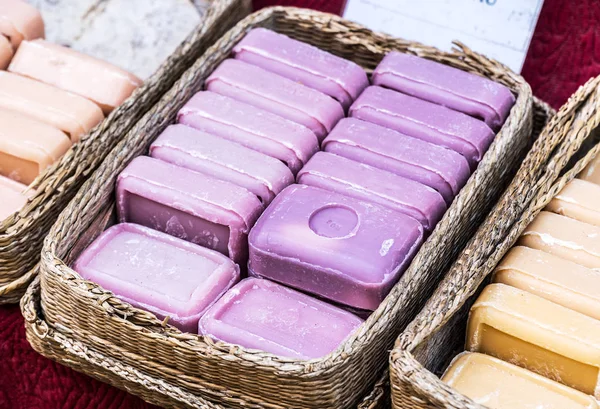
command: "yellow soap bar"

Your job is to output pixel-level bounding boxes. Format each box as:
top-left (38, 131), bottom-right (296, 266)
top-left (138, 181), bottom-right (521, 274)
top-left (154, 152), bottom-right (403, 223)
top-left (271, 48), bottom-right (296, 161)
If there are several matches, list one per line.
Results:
top-left (0, 108), bottom-right (71, 184)
top-left (442, 352), bottom-right (599, 409)
top-left (0, 72), bottom-right (104, 142)
top-left (546, 179), bottom-right (600, 227)
top-left (519, 211), bottom-right (600, 269)
top-left (0, 175), bottom-right (29, 220)
top-left (579, 155), bottom-right (600, 186)
top-left (0, 35), bottom-right (12, 69)
top-left (493, 246), bottom-right (600, 320)
top-left (467, 283), bottom-right (600, 397)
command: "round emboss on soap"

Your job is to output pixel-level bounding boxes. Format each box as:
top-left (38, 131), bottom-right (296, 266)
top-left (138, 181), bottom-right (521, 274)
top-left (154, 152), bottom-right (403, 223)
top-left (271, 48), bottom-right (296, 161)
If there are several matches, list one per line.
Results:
top-left (308, 205), bottom-right (359, 239)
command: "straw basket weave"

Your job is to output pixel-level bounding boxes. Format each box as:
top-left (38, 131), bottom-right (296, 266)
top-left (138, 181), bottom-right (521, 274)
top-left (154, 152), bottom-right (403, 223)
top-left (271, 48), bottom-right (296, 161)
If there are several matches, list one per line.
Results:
top-left (389, 76), bottom-right (600, 409)
top-left (0, 0), bottom-right (252, 304)
top-left (29, 6), bottom-right (541, 409)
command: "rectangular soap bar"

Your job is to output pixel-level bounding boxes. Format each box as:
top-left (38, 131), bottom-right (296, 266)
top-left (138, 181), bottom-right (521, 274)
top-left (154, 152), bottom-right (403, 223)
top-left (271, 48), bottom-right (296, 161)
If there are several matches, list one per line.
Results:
top-left (372, 52), bottom-right (515, 130)
top-left (232, 28), bottom-right (369, 110)
top-left (297, 152), bottom-right (446, 232)
top-left (519, 211), bottom-right (600, 270)
top-left (199, 278), bottom-right (364, 359)
top-left (73, 223), bottom-right (240, 333)
top-left (0, 71), bottom-right (105, 142)
top-left (0, 175), bottom-right (29, 220)
top-left (0, 35), bottom-right (12, 69)
top-left (546, 179), bottom-right (600, 227)
top-left (248, 184), bottom-right (424, 310)
top-left (322, 118), bottom-right (470, 204)
top-left (0, 0), bottom-right (44, 49)
top-left (116, 156), bottom-right (263, 263)
top-left (0, 108), bottom-right (71, 184)
top-left (149, 124), bottom-right (294, 206)
top-left (493, 246), bottom-right (600, 321)
top-left (177, 91), bottom-right (319, 174)
top-left (442, 352), bottom-right (599, 409)
top-left (9, 40), bottom-right (142, 114)
top-left (205, 59), bottom-right (344, 141)
top-left (579, 155), bottom-right (600, 185)
top-left (467, 283), bottom-right (600, 397)
top-left (349, 86), bottom-right (495, 169)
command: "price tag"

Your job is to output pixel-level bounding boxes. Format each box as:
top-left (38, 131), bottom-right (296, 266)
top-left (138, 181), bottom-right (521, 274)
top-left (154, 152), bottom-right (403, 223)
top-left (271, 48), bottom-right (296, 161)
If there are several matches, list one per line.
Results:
top-left (343, 0), bottom-right (544, 73)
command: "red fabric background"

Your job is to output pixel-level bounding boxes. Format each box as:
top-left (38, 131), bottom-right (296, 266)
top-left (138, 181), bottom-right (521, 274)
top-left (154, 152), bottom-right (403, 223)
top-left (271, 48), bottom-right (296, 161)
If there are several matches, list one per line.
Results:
top-left (1, 0), bottom-right (599, 408)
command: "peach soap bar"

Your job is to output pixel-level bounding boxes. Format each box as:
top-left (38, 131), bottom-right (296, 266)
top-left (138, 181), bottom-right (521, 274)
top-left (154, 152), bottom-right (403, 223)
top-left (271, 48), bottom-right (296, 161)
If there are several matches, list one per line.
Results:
top-left (493, 246), bottom-right (600, 321)
top-left (0, 175), bottom-right (28, 220)
top-left (0, 71), bottom-right (104, 142)
top-left (205, 59), bottom-right (344, 141)
top-left (0, 108), bottom-right (71, 184)
top-left (177, 91), bottom-right (319, 174)
top-left (150, 124), bottom-right (293, 206)
top-left (519, 211), bottom-right (600, 269)
top-left (443, 352), bottom-right (599, 409)
top-left (372, 52), bottom-right (515, 130)
top-left (467, 283), bottom-right (600, 397)
top-left (116, 156), bottom-right (262, 263)
top-left (0, 0), bottom-right (44, 49)
top-left (579, 154), bottom-right (600, 185)
top-left (73, 223), bottom-right (240, 333)
top-left (9, 40), bottom-right (142, 114)
top-left (546, 179), bottom-right (600, 227)
top-left (0, 35), bottom-right (12, 69)
top-left (248, 184), bottom-right (424, 310)
top-left (199, 278), bottom-right (363, 359)
top-left (232, 28), bottom-right (368, 110)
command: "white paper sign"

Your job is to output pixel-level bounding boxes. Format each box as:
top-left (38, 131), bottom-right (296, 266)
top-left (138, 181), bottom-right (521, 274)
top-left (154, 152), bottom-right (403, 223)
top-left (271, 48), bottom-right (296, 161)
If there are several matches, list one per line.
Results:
top-left (344, 0), bottom-right (544, 73)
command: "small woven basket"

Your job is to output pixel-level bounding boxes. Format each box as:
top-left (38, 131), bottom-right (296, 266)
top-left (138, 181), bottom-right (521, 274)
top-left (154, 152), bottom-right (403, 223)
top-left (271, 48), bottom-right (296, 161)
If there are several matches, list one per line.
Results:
top-left (31, 6), bottom-right (542, 409)
top-left (0, 0), bottom-right (252, 304)
top-left (389, 76), bottom-right (600, 409)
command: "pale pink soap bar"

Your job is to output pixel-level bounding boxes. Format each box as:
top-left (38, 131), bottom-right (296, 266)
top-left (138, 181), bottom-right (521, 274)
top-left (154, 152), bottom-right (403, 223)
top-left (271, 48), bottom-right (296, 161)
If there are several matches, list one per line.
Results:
top-left (232, 28), bottom-right (369, 110)
top-left (0, 35), bottom-right (12, 69)
top-left (0, 0), bottom-right (44, 49)
top-left (9, 40), bottom-right (142, 114)
top-left (177, 91), bottom-right (319, 174)
top-left (372, 52), bottom-right (515, 130)
top-left (73, 223), bottom-right (240, 333)
top-left (350, 86), bottom-right (495, 169)
top-left (0, 175), bottom-right (28, 220)
top-left (199, 278), bottom-right (364, 359)
top-left (116, 156), bottom-right (262, 264)
top-left (0, 71), bottom-right (104, 142)
top-left (149, 124), bottom-right (294, 206)
top-left (205, 59), bottom-right (344, 141)
top-left (297, 152), bottom-right (446, 232)
top-left (248, 184), bottom-right (424, 310)
top-left (322, 118), bottom-right (470, 204)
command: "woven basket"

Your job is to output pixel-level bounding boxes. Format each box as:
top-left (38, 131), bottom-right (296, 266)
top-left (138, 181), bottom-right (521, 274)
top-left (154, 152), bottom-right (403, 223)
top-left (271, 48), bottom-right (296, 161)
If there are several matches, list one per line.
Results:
top-left (0, 0), bottom-right (252, 304)
top-left (32, 6), bottom-right (539, 409)
top-left (389, 76), bottom-right (600, 409)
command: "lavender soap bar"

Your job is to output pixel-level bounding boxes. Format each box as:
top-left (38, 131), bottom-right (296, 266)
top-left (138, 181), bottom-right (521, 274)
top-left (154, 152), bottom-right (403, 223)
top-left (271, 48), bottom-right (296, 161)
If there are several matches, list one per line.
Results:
top-left (322, 118), bottom-right (470, 204)
top-left (297, 152), bottom-right (446, 232)
top-left (177, 91), bottom-right (318, 174)
top-left (150, 124), bottom-right (294, 206)
top-left (74, 223), bottom-right (240, 333)
top-left (199, 278), bottom-right (363, 359)
top-left (232, 28), bottom-right (368, 110)
top-left (350, 86), bottom-right (495, 169)
top-left (249, 184), bottom-right (424, 310)
top-left (116, 156), bottom-right (262, 263)
top-left (372, 52), bottom-right (515, 130)
top-left (205, 59), bottom-right (344, 141)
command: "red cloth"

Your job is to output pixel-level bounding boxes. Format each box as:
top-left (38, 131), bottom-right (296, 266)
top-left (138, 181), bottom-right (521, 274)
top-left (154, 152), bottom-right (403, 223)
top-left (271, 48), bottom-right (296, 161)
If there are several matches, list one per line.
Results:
top-left (2, 0), bottom-right (599, 408)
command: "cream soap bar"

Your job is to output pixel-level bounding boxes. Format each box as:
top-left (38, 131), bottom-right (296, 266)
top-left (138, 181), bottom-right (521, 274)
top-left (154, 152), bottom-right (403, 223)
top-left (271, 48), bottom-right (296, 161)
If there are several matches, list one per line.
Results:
top-left (0, 0), bottom-right (44, 49)
top-left (467, 283), bottom-right (600, 397)
top-left (579, 155), bottom-right (600, 185)
top-left (546, 179), bottom-right (600, 227)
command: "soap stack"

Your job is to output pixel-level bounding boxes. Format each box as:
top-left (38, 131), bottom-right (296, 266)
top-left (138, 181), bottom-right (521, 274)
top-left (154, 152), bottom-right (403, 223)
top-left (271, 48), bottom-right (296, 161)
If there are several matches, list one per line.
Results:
top-left (0, 0), bottom-right (142, 221)
top-left (74, 28), bottom-right (515, 360)
top-left (441, 156), bottom-right (600, 408)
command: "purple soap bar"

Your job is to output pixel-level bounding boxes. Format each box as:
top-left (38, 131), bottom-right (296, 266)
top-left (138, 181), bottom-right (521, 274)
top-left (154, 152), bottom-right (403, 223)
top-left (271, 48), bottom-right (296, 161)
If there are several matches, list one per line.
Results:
top-left (322, 118), bottom-right (470, 204)
top-left (205, 59), bottom-right (344, 141)
top-left (350, 86), bottom-right (495, 169)
top-left (297, 152), bottom-right (446, 232)
top-left (177, 91), bottom-right (319, 174)
top-left (199, 278), bottom-right (364, 359)
top-left (116, 156), bottom-right (262, 263)
top-left (149, 124), bottom-right (294, 206)
top-left (248, 184), bottom-right (424, 310)
top-left (73, 223), bottom-right (240, 333)
top-left (372, 52), bottom-right (515, 130)
top-left (232, 28), bottom-right (369, 110)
